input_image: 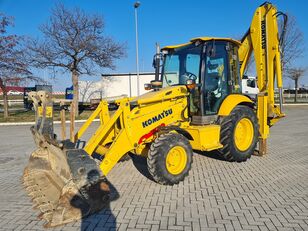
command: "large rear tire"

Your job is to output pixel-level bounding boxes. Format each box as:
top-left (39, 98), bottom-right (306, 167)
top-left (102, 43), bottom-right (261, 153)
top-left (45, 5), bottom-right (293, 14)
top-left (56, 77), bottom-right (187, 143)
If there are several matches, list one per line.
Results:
top-left (147, 133), bottom-right (193, 185)
top-left (219, 105), bottom-right (258, 162)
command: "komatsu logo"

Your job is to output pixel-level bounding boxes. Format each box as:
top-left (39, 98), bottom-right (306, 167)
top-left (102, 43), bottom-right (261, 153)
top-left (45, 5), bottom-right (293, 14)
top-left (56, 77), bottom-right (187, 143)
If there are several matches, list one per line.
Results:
top-left (142, 109), bottom-right (173, 128)
top-left (261, 20), bottom-right (266, 49)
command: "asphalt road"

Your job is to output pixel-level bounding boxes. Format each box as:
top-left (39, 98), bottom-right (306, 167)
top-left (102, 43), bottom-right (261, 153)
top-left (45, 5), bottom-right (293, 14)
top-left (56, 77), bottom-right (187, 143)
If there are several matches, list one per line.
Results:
top-left (0, 106), bottom-right (307, 231)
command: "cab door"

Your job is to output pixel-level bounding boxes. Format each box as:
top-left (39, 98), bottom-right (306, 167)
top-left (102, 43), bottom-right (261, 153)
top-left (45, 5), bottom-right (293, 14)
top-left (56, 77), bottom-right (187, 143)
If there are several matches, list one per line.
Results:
top-left (202, 41), bottom-right (241, 115)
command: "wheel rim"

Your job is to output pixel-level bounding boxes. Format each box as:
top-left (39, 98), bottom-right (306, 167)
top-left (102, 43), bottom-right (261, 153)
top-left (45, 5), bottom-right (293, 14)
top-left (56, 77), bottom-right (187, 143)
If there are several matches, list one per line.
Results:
top-left (166, 146), bottom-right (187, 175)
top-left (234, 118), bottom-right (254, 151)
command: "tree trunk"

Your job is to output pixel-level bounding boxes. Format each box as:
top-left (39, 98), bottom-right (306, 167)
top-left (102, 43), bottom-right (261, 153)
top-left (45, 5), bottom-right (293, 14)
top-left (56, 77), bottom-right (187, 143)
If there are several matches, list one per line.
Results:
top-left (71, 70), bottom-right (79, 117)
top-left (0, 78), bottom-right (9, 119)
top-left (294, 78), bottom-right (298, 103)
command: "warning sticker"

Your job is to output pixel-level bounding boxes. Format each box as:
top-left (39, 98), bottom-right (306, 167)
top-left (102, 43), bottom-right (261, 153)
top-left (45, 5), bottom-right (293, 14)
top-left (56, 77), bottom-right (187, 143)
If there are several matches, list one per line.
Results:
top-left (38, 106), bottom-right (53, 118)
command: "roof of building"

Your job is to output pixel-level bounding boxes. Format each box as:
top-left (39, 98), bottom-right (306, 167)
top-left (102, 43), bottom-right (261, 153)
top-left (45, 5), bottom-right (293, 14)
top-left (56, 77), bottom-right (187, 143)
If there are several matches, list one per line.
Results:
top-left (101, 72), bottom-right (156, 77)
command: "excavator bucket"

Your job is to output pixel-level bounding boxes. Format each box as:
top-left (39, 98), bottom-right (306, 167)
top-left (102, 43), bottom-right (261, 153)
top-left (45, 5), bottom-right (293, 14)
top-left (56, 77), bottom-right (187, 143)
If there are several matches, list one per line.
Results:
top-left (22, 91), bottom-right (110, 227)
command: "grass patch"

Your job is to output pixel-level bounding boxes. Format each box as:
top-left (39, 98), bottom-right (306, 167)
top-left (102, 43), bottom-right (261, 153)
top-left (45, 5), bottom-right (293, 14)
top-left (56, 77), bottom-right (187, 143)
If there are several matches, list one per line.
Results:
top-left (0, 95), bottom-right (23, 100)
top-left (0, 109), bottom-right (94, 123)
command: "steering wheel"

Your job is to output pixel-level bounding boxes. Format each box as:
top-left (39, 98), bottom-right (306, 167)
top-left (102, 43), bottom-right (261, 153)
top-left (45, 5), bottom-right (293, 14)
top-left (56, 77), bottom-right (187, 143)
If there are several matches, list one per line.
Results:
top-left (183, 72), bottom-right (197, 80)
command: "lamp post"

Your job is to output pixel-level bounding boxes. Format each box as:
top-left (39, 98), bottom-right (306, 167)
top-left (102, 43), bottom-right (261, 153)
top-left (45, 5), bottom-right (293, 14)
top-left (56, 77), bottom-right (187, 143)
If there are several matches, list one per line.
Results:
top-left (134, 1), bottom-right (141, 96)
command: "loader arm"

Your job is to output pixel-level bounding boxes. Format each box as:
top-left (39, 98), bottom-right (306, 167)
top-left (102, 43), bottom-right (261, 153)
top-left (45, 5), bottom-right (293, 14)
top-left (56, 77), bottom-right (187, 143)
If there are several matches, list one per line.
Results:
top-left (77, 86), bottom-right (189, 176)
top-left (238, 2), bottom-right (286, 154)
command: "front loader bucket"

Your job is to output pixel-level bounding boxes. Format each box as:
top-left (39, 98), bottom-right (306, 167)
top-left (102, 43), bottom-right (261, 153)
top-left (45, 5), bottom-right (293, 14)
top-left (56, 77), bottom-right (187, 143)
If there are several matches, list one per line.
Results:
top-left (22, 91), bottom-right (111, 227)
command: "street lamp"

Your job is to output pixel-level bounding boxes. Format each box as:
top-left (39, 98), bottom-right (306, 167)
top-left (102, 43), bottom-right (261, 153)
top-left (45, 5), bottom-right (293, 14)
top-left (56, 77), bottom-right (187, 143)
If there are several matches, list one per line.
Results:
top-left (134, 1), bottom-right (141, 96)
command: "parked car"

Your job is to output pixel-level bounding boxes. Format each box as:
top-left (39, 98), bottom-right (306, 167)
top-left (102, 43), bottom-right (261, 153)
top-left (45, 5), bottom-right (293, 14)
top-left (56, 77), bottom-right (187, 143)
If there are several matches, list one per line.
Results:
top-left (7, 90), bottom-right (24, 95)
top-left (242, 75), bottom-right (259, 99)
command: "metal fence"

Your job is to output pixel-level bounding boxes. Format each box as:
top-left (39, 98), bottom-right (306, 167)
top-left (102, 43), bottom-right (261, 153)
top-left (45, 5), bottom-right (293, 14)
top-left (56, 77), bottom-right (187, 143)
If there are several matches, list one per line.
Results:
top-left (275, 93), bottom-right (308, 103)
top-left (0, 99), bottom-right (23, 107)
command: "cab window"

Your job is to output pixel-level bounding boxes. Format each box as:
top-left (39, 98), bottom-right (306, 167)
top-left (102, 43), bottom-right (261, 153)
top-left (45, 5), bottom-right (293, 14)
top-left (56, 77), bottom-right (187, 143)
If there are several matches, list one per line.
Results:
top-left (203, 42), bottom-right (229, 115)
top-left (162, 44), bottom-right (202, 86)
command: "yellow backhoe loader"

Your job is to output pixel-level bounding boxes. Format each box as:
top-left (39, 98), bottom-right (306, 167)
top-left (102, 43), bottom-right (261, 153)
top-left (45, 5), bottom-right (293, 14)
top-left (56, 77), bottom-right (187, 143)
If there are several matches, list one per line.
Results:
top-left (23, 2), bottom-right (287, 227)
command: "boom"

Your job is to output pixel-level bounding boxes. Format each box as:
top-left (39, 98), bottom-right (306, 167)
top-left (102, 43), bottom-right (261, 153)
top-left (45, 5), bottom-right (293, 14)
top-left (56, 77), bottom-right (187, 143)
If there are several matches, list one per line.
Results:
top-left (238, 2), bottom-right (287, 154)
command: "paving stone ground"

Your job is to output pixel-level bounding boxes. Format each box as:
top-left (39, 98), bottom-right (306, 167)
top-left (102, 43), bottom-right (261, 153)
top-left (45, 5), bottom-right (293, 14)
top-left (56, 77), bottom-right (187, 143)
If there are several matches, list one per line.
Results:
top-left (0, 106), bottom-right (307, 231)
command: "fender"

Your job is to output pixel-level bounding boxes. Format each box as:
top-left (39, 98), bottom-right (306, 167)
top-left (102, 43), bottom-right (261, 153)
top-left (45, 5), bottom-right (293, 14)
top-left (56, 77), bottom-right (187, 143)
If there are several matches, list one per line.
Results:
top-left (218, 94), bottom-right (253, 116)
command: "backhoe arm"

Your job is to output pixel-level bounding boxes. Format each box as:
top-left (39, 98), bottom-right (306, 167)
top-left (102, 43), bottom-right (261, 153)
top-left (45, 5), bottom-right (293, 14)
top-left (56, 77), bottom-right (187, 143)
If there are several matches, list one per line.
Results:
top-left (238, 2), bottom-right (286, 154)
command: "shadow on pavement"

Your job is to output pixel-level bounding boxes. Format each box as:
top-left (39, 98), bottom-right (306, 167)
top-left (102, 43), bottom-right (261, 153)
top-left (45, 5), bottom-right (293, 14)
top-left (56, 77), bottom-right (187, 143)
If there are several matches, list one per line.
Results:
top-left (130, 149), bottom-right (228, 183)
top-left (193, 149), bottom-right (227, 161)
top-left (70, 170), bottom-right (119, 231)
top-left (130, 154), bottom-right (155, 182)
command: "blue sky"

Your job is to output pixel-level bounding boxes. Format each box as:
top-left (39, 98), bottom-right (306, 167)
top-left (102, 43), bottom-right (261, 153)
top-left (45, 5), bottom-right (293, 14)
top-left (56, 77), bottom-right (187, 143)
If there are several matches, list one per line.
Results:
top-left (1, 0), bottom-right (308, 90)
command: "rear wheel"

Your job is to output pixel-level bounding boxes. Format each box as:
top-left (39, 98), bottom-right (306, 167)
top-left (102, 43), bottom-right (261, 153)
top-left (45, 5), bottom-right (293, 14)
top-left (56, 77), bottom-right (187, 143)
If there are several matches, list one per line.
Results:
top-left (147, 133), bottom-right (193, 185)
top-left (219, 105), bottom-right (258, 162)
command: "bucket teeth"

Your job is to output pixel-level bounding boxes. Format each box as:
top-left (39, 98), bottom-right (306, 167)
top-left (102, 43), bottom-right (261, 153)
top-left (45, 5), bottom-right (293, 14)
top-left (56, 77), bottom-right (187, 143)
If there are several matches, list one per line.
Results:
top-left (33, 199), bottom-right (47, 209)
top-left (37, 212), bottom-right (44, 220)
top-left (25, 185), bottom-right (39, 193)
top-left (23, 178), bottom-right (34, 186)
top-left (33, 196), bottom-right (46, 205)
top-left (28, 191), bottom-right (42, 198)
top-left (38, 203), bottom-right (53, 213)
top-left (23, 146), bottom-right (112, 227)
top-left (43, 222), bottom-right (53, 229)
top-left (41, 212), bottom-right (53, 222)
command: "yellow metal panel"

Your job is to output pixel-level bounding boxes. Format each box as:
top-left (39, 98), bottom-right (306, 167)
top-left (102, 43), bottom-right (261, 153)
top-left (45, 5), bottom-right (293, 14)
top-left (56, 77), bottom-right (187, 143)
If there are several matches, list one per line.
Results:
top-left (257, 95), bottom-right (269, 139)
top-left (269, 105), bottom-right (285, 126)
top-left (84, 103), bottom-right (124, 155)
top-left (129, 96), bottom-right (188, 145)
top-left (185, 125), bottom-right (222, 151)
top-left (75, 101), bottom-right (104, 141)
top-left (99, 101), bottom-right (110, 124)
top-left (218, 95), bottom-right (253, 116)
top-left (162, 37), bottom-right (241, 51)
top-left (100, 129), bottom-right (134, 175)
top-left (191, 37), bottom-right (241, 46)
top-left (162, 42), bottom-right (191, 50)
top-left (127, 86), bottom-right (188, 148)
top-left (37, 106), bottom-right (42, 117)
top-left (95, 145), bottom-right (109, 155)
top-left (133, 85), bottom-right (188, 105)
top-left (38, 106), bottom-right (52, 118)
top-left (239, 3), bottom-right (284, 126)
top-left (238, 35), bottom-right (253, 78)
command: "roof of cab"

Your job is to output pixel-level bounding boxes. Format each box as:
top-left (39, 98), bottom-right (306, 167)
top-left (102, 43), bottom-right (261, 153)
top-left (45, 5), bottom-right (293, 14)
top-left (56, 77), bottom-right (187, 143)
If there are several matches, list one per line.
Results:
top-left (162, 37), bottom-right (241, 50)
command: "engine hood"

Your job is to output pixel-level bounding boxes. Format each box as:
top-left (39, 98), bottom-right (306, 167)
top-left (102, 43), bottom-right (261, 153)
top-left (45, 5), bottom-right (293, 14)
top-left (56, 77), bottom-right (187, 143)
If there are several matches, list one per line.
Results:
top-left (131, 85), bottom-right (188, 105)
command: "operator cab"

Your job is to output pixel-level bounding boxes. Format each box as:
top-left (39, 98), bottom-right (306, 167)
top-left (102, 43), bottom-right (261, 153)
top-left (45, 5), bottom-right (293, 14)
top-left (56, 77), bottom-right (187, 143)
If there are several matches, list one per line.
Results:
top-left (160, 38), bottom-right (242, 124)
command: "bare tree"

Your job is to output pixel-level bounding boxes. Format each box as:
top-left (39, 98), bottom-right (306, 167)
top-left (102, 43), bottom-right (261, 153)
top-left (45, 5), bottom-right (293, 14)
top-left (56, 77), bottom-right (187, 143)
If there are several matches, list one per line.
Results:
top-left (27, 4), bottom-right (126, 116)
top-left (279, 16), bottom-right (305, 72)
top-left (244, 14), bottom-right (305, 78)
top-left (79, 81), bottom-right (102, 102)
top-left (287, 67), bottom-right (306, 102)
top-left (0, 13), bottom-right (35, 119)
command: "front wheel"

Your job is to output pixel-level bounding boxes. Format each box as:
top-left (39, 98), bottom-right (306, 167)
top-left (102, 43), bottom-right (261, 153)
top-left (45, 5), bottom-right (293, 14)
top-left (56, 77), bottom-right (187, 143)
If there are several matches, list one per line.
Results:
top-left (147, 133), bottom-right (193, 185)
top-left (219, 105), bottom-right (258, 162)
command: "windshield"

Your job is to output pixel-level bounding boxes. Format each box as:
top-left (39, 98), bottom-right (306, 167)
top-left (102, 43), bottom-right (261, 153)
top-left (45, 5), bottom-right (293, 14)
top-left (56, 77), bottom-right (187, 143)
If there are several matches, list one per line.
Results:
top-left (162, 44), bottom-right (202, 86)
